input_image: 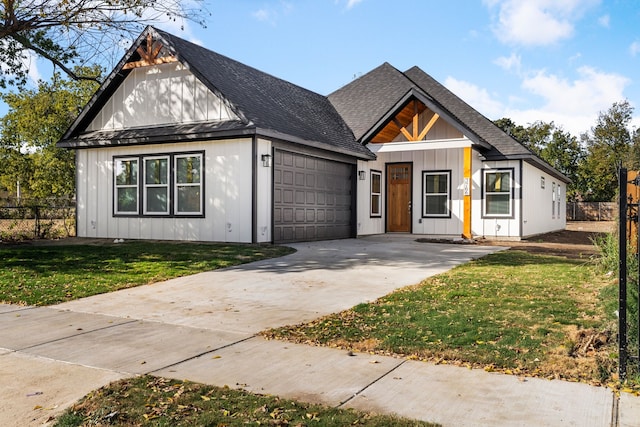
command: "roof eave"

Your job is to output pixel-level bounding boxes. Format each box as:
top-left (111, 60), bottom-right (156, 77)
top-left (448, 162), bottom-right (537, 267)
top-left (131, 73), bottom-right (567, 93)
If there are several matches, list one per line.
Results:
top-left (256, 128), bottom-right (376, 160)
top-left (359, 88), bottom-right (492, 150)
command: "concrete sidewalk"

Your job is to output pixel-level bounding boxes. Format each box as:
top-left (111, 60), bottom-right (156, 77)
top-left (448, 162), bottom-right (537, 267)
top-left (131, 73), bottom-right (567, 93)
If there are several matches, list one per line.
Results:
top-left (1, 236), bottom-right (638, 426)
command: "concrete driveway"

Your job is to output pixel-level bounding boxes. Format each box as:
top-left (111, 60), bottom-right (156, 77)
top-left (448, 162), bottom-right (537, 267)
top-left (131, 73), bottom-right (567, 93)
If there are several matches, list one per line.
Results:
top-left (1, 235), bottom-right (503, 426)
top-left (55, 235), bottom-right (501, 333)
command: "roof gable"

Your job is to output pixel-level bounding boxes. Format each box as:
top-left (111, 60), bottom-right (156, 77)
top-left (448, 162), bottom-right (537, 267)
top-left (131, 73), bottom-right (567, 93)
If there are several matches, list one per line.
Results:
top-left (60, 26), bottom-right (373, 159)
top-left (85, 62), bottom-right (240, 132)
top-left (329, 63), bottom-right (569, 182)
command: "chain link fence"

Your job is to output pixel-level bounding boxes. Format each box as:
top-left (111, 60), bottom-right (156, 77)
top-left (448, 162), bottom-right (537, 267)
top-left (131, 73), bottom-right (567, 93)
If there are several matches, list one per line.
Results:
top-left (0, 198), bottom-right (75, 242)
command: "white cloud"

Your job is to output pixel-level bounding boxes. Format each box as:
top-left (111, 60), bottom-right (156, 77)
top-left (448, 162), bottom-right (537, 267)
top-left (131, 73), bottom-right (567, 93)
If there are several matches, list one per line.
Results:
top-left (444, 66), bottom-right (629, 136)
top-left (251, 2), bottom-right (293, 25)
top-left (598, 14), bottom-right (610, 28)
top-left (522, 66), bottom-right (628, 115)
top-left (252, 9), bottom-right (272, 23)
top-left (517, 67), bottom-right (629, 134)
top-left (346, 0), bottom-right (364, 8)
top-left (494, 53), bottom-right (521, 72)
top-left (444, 77), bottom-right (504, 119)
top-left (630, 41), bottom-right (640, 57)
top-left (484, 0), bottom-right (600, 46)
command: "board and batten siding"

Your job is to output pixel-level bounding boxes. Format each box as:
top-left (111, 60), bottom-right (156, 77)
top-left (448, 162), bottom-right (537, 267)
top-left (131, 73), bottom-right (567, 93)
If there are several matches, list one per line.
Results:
top-left (76, 139), bottom-right (253, 242)
top-left (471, 160), bottom-right (522, 239)
top-left (255, 138), bottom-right (273, 243)
top-left (521, 161), bottom-right (566, 237)
top-left (356, 147), bottom-right (465, 236)
top-left (87, 62), bottom-right (238, 131)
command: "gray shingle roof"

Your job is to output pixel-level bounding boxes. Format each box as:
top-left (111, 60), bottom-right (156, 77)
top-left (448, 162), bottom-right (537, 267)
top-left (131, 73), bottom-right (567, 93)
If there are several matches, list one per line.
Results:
top-left (329, 62), bottom-right (569, 182)
top-left (59, 27), bottom-right (374, 160)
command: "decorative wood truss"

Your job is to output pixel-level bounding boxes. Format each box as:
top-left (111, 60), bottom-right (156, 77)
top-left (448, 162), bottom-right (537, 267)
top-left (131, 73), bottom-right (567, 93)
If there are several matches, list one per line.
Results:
top-left (123, 33), bottom-right (178, 70)
top-left (371, 99), bottom-right (443, 143)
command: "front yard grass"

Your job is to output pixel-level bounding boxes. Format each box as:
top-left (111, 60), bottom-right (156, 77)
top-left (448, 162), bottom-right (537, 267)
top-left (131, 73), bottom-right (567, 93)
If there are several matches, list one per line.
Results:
top-left (264, 249), bottom-right (618, 386)
top-left (54, 376), bottom-right (438, 427)
top-left (0, 240), bottom-right (294, 306)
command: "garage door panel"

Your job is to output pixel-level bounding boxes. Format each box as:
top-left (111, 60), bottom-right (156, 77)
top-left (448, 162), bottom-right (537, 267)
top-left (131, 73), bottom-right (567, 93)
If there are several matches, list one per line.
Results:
top-left (274, 150), bottom-right (353, 243)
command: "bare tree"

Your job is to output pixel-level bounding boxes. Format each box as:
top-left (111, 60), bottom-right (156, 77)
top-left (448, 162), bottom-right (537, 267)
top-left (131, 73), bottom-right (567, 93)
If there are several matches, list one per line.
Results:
top-left (0, 0), bottom-right (208, 87)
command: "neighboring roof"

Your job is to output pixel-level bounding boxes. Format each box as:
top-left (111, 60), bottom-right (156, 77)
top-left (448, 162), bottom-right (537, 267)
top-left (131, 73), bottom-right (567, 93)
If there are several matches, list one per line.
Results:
top-left (328, 63), bottom-right (570, 183)
top-left (59, 27), bottom-right (374, 160)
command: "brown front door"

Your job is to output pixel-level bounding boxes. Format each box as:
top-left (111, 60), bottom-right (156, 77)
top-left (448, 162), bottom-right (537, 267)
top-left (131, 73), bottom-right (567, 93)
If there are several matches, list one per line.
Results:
top-left (387, 163), bottom-right (412, 232)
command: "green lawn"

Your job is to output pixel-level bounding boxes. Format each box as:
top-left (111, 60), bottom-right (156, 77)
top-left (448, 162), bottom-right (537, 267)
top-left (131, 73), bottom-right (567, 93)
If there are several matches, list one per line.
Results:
top-left (2, 240), bottom-right (623, 424)
top-left (54, 376), bottom-right (438, 427)
top-left (264, 250), bottom-right (618, 385)
top-left (0, 241), bottom-right (294, 306)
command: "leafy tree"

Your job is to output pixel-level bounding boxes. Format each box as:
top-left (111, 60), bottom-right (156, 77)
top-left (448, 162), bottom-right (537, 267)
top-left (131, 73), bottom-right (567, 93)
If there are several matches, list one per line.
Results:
top-left (578, 100), bottom-right (635, 201)
top-left (0, 0), bottom-right (208, 88)
top-left (494, 118), bottom-right (583, 200)
top-left (0, 66), bottom-right (101, 199)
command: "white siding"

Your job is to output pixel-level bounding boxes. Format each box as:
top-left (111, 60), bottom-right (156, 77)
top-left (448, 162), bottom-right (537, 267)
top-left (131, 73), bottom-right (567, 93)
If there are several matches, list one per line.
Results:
top-left (471, 160), bottom-right (522, 239)
top-left (521, 162), bottom-right (566, 236)
top-left (88, 63), bottom-right (237, 131)
top-left (357, 147), bottom-right (465, 237)
top-left (256, 139), bottom-right (273, 243)
top-left (75, 139), bottom-right (253, 243)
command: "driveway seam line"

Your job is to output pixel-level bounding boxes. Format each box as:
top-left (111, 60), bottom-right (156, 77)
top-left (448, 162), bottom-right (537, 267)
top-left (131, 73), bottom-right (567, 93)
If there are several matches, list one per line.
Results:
top-left (336, 359), bottom-right (407, 408)
top-left (12, 319), bottom-right (140, 352)
top-left (146, 334), bottom-right (258, 375)
top-left (0, 305), bottom-right (38, 315)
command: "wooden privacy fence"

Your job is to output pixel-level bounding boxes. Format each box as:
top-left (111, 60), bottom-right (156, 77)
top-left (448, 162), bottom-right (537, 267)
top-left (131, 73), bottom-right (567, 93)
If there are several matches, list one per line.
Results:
top-left (566, 202), bottom-right (617, 221)
top-left (0, 199), bottom-right (75, 242)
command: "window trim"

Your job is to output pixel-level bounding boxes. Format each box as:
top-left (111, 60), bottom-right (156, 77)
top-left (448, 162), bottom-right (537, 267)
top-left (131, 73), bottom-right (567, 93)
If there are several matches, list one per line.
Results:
top-left (114, 157), bottom-right (140, 216)
top-left (143, 155), bottom-right (170, 216)
top-left (370, 169), bottom-right (382, 218)
top-left (422, 170), bottom-right (451, 218)
top-left (482, 168), bottom-right (514, 218)
top-left (552, 181), bottom-right (556, 218)
top-left (174, 153), bottom-right (204, 216)
top-left (113, 151), bottom-right (205, 218)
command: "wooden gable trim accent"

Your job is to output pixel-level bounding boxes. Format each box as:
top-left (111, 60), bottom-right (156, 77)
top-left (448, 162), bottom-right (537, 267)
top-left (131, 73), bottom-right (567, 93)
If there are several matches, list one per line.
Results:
top-left (372, 99), bottom-right (442, 143)
top-left (123, 33), bottom-right (178, 70)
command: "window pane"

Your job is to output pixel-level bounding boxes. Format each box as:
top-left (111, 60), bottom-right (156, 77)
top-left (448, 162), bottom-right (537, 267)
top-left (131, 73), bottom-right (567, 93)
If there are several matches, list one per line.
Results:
top-left (486, 172), bottom-right (510, 193)
top-left (145, 158), bottom-right (168, 185)
top-left (177, 156), bottom-right (201, 184)
top-left (146, 187), bottom-right (168, 212)
top-left (117, 188), bottom-right (138, 212)
top-left (371, 173), bottom-right (381, 194)
top-left (425, 195), bottom-right (447, 215)
top-left (426, 174), bottom-right (448, 194)
top-left (486, 194), bottom-right (510, 215)
top-left (177, 186), bottom-right (201, 213)
top-left (371, 194), bottom-right (380, 215)
top-left (116, 160), bottom-right (137, 185)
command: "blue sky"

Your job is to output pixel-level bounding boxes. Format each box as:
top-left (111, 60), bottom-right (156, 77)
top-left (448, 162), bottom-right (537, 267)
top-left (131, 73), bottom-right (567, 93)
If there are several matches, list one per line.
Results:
top-left (11, 0), bottom-right (640, 137)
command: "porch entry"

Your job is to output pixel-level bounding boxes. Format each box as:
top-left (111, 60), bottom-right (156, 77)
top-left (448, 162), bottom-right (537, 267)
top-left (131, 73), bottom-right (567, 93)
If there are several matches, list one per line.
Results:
top-left (386, 163), bottom-right (412, 232)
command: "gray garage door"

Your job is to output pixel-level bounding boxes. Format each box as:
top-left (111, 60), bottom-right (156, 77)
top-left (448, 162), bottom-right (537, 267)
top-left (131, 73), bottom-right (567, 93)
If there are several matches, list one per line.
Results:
top-left (273, 150), bottom-right (354, 243)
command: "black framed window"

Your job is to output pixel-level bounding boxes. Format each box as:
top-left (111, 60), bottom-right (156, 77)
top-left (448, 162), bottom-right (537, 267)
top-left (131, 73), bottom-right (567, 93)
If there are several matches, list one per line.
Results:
top-left (144, 156), bottom-right (170, 215)
top-left (113, 151), bottom-right (204, 217)
top-left (422, 171), bottom-right (450, 217)
top-left (483, 169), bottom-right (512, 217)
top-left (175, 153), bottom-right (203, 215)
top-left (114, 158), bottom-right (139, 214)
top-left (370, 170), bottom-right (382, 217)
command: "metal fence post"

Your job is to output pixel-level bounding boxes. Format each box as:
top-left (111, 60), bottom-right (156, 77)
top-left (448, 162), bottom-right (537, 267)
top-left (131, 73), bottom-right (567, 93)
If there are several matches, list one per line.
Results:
top-left (619, 167), bottom-right (628, 381)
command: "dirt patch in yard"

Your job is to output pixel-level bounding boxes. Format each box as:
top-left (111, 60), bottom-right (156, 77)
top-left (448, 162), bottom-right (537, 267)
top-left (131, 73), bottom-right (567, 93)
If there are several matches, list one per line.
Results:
top-left (477, 221), bottom-right (614, 260)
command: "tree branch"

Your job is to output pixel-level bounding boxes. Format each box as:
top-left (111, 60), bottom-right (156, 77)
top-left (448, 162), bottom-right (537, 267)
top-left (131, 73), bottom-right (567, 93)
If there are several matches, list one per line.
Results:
top-left (10, 33), bottom-right (101, 83)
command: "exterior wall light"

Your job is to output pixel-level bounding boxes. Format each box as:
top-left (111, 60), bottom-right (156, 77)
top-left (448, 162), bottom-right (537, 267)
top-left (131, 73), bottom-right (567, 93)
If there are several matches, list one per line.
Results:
top-left (261, 154), bottom-right (272, 167)
top-left (358, 170), bottom-right (366, 180)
